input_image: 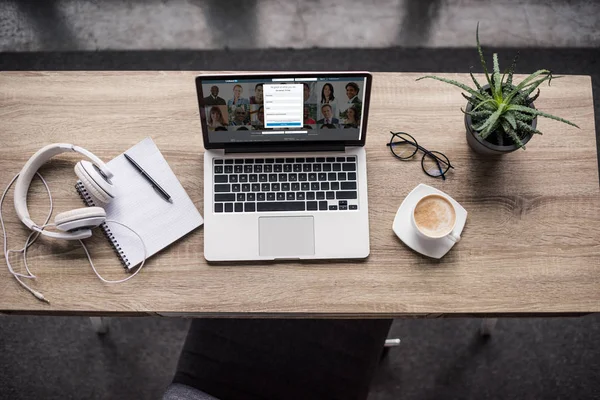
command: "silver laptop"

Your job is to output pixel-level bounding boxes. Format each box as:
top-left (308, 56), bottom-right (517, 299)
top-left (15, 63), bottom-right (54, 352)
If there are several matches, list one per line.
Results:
top-left (196, 72), bottom-right (372, 261)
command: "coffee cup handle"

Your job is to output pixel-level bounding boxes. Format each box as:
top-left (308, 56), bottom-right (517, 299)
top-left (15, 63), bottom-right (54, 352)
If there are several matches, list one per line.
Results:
top-left (447, 231), bottom-right (461, 243)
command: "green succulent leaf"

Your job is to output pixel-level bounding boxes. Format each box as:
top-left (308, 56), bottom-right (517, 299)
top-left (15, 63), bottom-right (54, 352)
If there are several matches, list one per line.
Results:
top-left (505, 70), bottom-right (552, 103)
top-left (504, 111), bottom-right (517, 130)
top-left (492, 53), bottom-right (502, 100)
top-left (416, 76), bottom-right (488, 102)
top-left (508, 104), bottom-right (580, 128)
top-left (477, 103), bottom-right (506, 139)
top-left (517, 120), bottom-right (543, 135)
top-left (476, 22), bottom-right (492, 88)
top-left (471, 98), bottom-right (497, 112)
top-left (506, 52), bottom-right (519, 87)
top-left (502, 121), bottom-right (525, 149)
top-left (469, 68), bottom-right (483, 92)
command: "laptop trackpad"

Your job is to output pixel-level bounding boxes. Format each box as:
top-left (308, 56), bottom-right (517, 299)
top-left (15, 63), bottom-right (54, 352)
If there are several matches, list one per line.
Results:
top-left (259, 216), bottom-right (315, 257)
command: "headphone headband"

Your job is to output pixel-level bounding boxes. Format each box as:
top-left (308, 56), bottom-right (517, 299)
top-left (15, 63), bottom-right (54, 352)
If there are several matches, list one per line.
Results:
top-left (14, 144), bottom-right (113, 237)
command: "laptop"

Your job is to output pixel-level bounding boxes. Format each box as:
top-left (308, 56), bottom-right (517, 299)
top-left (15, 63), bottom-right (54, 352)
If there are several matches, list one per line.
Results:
top-left (196, 72), bottom-right (372, 261)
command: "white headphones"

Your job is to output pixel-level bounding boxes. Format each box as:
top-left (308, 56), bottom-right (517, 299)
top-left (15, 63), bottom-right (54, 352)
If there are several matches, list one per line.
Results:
top-left (14, 143), bottom-right (115, 240)
top-left (2, 143), bottom-right (147, 303)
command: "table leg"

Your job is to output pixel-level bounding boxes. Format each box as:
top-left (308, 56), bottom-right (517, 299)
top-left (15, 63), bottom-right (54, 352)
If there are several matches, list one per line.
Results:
top-left (480, 318), bottom-right (498, 337)
top-left (90, 317), bottom-right (109, 335)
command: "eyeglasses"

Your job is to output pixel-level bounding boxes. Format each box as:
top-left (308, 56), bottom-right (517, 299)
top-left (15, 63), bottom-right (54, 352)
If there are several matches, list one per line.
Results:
top-left (386, 131), bottom-right (454, 180)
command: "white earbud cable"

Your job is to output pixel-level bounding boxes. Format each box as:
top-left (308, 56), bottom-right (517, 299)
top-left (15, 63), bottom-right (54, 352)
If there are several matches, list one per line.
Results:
top-left (2, 172), bottom-right (147, 303)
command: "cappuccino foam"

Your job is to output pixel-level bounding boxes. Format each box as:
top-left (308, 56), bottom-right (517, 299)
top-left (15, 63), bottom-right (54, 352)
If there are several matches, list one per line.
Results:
top-left (414, 195), bottom-right (456, 237)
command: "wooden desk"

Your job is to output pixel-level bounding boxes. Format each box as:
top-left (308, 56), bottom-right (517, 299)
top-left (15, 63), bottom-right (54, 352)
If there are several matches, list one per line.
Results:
top-left (1, 72), bottom-right (598, 316)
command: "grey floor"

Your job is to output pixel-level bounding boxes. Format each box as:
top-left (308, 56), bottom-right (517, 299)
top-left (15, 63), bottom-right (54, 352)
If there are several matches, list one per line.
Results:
top-left (1, 0), bottom-right (600, 399)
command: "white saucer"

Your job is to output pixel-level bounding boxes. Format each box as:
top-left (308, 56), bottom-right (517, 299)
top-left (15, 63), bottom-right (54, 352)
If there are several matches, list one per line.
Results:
top-left (392, 184), bottom-right (467, 259)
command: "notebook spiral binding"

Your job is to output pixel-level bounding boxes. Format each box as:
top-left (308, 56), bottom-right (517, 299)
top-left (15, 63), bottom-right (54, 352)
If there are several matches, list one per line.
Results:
top-left (75, 181), bottom-right (131, 269)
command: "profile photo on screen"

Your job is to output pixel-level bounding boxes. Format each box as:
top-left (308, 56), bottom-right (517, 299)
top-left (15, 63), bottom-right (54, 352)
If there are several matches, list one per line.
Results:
top-left (206, 105), bottom-right (229, 131)
top-left (250, 83), bottom-right (264, 104)
top-left (345, 82), bottom-right (361, 104)
top-left (251, 105), bottom-right (265, 129)
top-left (203, 85), bottom-right (226, 105)
top-left (317, 104), bottom-right (339, 126)
top-left (227, 84), bottom-right (249, 106)
top-left (304, 104), bottom-right (316, 125)
top-left (229, 104), bottom-right (250, 126)
top-left (303, 82), bottom-right (315, 103)
top-left (341, 104), bottom-right (361, 128)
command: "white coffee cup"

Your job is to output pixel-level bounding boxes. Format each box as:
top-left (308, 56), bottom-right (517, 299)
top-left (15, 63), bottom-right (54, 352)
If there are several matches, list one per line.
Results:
top-left (412, 194), bottom-right (461, 242)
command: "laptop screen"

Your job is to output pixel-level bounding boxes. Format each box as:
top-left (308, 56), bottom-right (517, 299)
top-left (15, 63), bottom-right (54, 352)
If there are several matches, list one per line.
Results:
top-left (196, 73), bottom-right (371, 147)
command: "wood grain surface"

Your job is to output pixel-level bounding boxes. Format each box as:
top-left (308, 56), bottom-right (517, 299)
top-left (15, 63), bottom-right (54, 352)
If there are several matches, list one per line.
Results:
top-left (0, 71), bottom-right (598, 316)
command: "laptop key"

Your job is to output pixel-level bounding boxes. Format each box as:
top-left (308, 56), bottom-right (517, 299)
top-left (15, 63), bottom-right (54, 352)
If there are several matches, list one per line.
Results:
top-left (306, 157), bottom-right (315, 163)
top-left (307, 201), bottom-right (318, 210)
top-left (259, 174), bottom-right (268, 182)
top-left (339, 205), bottom-right (348, 210)
top-left (215, 166), bottom-right (223, 173)
top-left (297, 192), bottom-right (305, 200)
top-left (296, 158), bottom-right (305, 163)
top-left (331, 182), bottom-right (340, 191)
top-left (318, 173), bottom-right (327, 181)
top-left (341, 182), bottom-right (357, 190)
top-left (277, 192), bottom-right (285, 201)
top-left (282, 183), bottom-right (290, 191)
top-left (303, 164), bottom-right (311, 172)
top-left (316, 192), bottom-right (325, 200)
top-left (279, 174), bottom-right (287, 182)
top-left (291, 183), bottom-right (300, 191)
top-left (215, 159), bottom-right (224, 164)
top-left (321, 182), bottom-right (329, 190)
top-left (326, 191), bottom-right (335, 199)
top-left (301, 183), bottom-right (309, 191)
top-left (308, 173), bottom-right (317, 181)
top-left (271, 183), bottom-right (280, 191)
top-left (342, 163), bottom-right (356, 171)
top-left (224, 203), bottom-right (233, 212)
top-left (285, 158), bottom-right (294, 163)
top-left (265, 158), bottom-right (274, 163)
top-left (234, 159), bottom-right (244, 165)
top-left (214, 175), bottom-right (228, 183)
top-left (224, 166), bottom-right (233, 173)
top-left (287, 192), bottom-right (295, 200)
top-left (275, 158), bottom-right (284, 163)
top-left (336, 191), bottom-right (357, 199)
top-left (257, 202), bottom-right (305, 212)
top-left (247, 193), bottom-right (256, 201)
top-left (216, 193), bottom-right (235, 202)
top-left (289, 173), bottom-right (298, 182)
top-left (215, 203), bottom-right (223, 212)
top-left (257, 193), bottom-right (266, 201)
top-left (244, 165), bottom-right (253, 173)
top-left (244, 159), bottom-right (254, 164)
top-left (255, 158), bottom-right (264, 164)
top-left (262, 183), bottom-right (270, 191)
top-left (299, 173), bottom-right (307, 181)
top-left (252, 183), bottom-right (260, 192)
top-left (316, 157), bottom-right (325, 162)
top-left (245, 202), bottom-right (256, 212)
top-left (313, 164), bottom-right (322, 172)
top-left (214, 184), bottom-right (230, 192)
top-left (269, 174), bottom-right (277, 182)
top-left (311, 182), bottom-right (320, 191)
top-left (232, 184), bottom-right (241, 192)
top-left (264, 165), bottom-right (273, 173)
top-left (348, 172), bottom-right (357, 180)
top-left (333, 164), bottom-right (341, 171)
top-left (235, 203), bottom-right (243, 212)
top-left (349, 205), bottom-right (358, 210)
top-left (338, 172), bottom-right (347, 180)
top-left (234, 165), bottom-right (243, 173)
top-left (254, 165), bottom-right (263, 173)
top-left (319, 201), bottom-right (328, 210)
top-left (294, 164), bottom-right (303, 172)
top-left (229, 175), bottom-right (238, 183)
top-left (224, 159), bottom-right (234, 165)
top-left (326, 157), bottom-right (335, 162)
top-left (249, 174), bottom-right (258, 182)
top-left (237, 193), bottom-right (245, 202)
top-left (329, 205), bottom-right (338, 210)
top-left (307, 192), bottom-right (315, 200)
top-left (328, 173), bottom-right (336, 181)
top-left (284, 164), bottom-right (292, 172)
top-left (323, 164), bottom-right (331, 172)
top-left (274, 165), bottom-right (282, 172)
top-left (267, 192), bottom-right (275, 201)
top-left (239, 174), bottom-right (248, 182)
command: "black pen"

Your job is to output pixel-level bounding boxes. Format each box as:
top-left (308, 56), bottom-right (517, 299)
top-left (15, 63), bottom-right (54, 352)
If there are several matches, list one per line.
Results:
top-left (123, 153), bottom-right (173, 203)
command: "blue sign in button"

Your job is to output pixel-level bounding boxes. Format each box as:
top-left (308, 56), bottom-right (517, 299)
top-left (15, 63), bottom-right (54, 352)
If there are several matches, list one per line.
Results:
top-left (266, 122), bottom-right (302, 127)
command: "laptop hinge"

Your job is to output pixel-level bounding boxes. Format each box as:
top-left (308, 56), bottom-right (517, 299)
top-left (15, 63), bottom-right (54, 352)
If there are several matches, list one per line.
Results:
top-left (224, 143), bottom-right (345, 154)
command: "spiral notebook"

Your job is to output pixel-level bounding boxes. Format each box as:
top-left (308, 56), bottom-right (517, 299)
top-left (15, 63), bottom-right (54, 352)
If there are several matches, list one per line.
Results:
top-left (76, 137), bottom-right (203, 270)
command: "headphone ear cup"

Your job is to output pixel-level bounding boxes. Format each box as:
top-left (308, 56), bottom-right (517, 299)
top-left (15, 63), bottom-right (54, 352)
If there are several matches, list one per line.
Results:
top-left (75, 161), bottom-right (114, 204)
top-left (54, 207), bottom-right (106, 232)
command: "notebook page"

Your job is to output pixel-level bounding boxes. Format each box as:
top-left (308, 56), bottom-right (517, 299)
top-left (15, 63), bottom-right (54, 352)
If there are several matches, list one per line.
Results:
top-left (101, 137), bottom-right (203, 268)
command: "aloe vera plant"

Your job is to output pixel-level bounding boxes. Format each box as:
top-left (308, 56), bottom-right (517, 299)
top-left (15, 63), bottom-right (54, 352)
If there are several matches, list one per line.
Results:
top-left (417, 24), bottom-right (579, 150)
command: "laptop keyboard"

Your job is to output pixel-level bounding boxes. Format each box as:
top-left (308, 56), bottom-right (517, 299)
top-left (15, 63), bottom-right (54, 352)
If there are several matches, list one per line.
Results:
top-left (213, 156), bottom-right (359, 213)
